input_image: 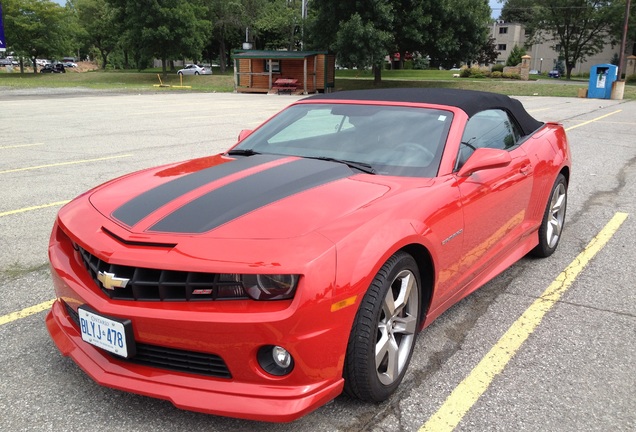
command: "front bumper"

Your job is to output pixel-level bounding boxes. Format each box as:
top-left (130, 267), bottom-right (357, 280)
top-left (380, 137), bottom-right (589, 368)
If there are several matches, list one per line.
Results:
top-left (46, 300), bottom-right (343, 422)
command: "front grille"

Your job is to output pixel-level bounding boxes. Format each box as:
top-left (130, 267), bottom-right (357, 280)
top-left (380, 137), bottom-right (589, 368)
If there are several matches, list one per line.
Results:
top-left (130, 344), bottom-right (231, 378)
top-left (64, 302), bottom-right (231, 378)
top-left (77, 246), bottom-right (248, 301)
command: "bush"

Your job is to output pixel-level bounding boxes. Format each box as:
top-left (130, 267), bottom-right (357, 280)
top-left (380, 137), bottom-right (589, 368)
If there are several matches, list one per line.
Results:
top-left (506, 45), bottom-right (526, 67)
top-left (491, 71), bottom-right (502, 78)
top-left (459, 65), bottom-right (491, 78)
top-left (412, 57), bottom-right (430, 70)
top-left (502, 72), bottom-right (521, 80)
top-left (491, 64), bottom-right (504, 73)
top-left (626, 74), bottom-right (636, 84)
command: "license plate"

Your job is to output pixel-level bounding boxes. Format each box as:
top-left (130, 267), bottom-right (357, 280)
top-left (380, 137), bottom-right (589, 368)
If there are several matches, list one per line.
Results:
top-left (78, 306), bottom-right (136, 358)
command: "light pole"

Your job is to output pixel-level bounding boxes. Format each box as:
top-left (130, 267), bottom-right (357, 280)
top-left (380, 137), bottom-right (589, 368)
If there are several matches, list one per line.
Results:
top-left (540, 58), bottom-right (543, 74)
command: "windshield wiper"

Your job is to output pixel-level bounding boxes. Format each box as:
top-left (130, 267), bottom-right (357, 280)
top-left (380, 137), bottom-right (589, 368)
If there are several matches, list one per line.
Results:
top-left (226, 148), bottom-right (261, 156)
top-left (311, 156), bottom-right (376, 174)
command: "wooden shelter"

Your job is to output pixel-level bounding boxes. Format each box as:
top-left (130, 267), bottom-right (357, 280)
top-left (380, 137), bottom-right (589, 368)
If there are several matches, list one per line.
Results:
top-left (232, 50), bottom-right (335, 94)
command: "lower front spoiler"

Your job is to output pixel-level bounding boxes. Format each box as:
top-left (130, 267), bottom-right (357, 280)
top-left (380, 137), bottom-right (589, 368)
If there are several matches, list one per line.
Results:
top-left (45, 300), bottom-right (343, 422)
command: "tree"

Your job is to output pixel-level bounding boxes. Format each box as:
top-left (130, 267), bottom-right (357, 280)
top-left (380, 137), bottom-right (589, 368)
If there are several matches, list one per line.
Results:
top-left (475, 37), bottom-right (500, 65)
top-left (538, 0), bottom-right (625, 79)
top-left (309, 0), bottom-right (395, 84)
top-left (506, 44), bottom-right (526, 66)
top-left (2, 0), bottom-right (74, 73)
top-left (108, 0), bottom-right (212, 78)
top-left (308, 0), bottom-right (494, 79)
top-left (391, 0), bottom-right (433, 69)
top-left (253, 0), bottom-right (301, 50)
top-left (73, 0), bottom-right (120, 69)
top-left (204, 0), bottom-right (247, 73)
top-left (334, 12), bottom-right (393, 77)
top-left (424, 0), bottom-right (493, 68)
top-left (500, 0), bottom-right (537, 25)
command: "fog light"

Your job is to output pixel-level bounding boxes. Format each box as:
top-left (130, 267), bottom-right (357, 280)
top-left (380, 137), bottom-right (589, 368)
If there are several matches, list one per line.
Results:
top-left (272, 346), bottom-right (291, 368)
top-left (257, 345), bottom-right (294, 376)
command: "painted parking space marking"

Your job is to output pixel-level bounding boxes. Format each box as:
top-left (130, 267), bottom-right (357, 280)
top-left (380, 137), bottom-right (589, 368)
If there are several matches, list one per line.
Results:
top-left (0, 300), bottom-right (55, 326)
top-left (0, 154), bottom-right (133, 175)
top-left (0, 200), bottom-right (70, 218)
top-left (0, 143), bottom-right (44, 150)
top-left (565, 110), bottom-right (622, 132)
top-left (420, 212), bottom-right (629, 432)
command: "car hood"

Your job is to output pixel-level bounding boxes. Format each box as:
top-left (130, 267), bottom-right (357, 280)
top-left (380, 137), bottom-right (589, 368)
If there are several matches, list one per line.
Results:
top-left (87, 154), bottom-right (395, 240)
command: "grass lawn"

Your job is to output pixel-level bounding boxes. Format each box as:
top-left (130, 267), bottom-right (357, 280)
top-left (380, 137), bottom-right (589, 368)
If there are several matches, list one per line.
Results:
top-left (1, 67), bottom-right (634, 99)
top-left (0, 69), bottom-right (235, 92)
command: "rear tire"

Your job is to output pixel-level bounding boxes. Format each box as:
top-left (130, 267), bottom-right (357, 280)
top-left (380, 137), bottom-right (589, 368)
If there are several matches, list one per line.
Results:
top-left (343, 251), bottom-right (420, 401)
top-left (531, 173), bottom-right (567, 257)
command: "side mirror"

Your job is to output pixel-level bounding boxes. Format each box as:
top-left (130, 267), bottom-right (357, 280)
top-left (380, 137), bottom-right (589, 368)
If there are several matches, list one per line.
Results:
top-left (457, 148), bottom-right (512, 177)
top-left (237, 129), bottom-right (253, 142)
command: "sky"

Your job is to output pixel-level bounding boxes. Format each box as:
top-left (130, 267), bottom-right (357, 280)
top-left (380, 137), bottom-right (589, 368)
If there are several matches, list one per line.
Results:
top-left (490, 0), bottom-right (503, 19)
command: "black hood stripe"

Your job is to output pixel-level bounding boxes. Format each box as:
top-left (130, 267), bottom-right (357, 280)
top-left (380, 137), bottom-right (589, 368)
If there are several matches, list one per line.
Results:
top-left (113, 154), bottom-right (285, 227)
top-left (149, 158), bottom-right (353, 234)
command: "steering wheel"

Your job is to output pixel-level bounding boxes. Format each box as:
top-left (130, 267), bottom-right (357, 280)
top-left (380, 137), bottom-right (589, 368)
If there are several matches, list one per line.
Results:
top-left (393, 142), bottom-right (435, 165)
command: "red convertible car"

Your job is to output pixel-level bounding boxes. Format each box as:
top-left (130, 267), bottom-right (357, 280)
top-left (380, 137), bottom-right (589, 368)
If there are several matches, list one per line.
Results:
top-left (46, 88), bottom-right (570, 422)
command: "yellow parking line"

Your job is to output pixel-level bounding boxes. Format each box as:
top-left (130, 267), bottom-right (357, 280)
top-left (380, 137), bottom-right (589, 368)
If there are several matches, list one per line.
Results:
top-left (420, 212), bottom-right (629, 432)
top-left (0, 300), bottom-right (55, 326)
top-left (0, 200), bottom-right (70, 218)
top-left (0, 143), bottom-right (44, 150)
top-left (0, 154), bottom-right (133, 174)
top-left (565, 110), bottom-right (622, 131)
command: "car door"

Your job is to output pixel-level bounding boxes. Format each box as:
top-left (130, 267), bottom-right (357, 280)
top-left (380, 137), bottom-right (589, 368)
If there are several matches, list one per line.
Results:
top-left (454, 109), bottom-right (534, 288)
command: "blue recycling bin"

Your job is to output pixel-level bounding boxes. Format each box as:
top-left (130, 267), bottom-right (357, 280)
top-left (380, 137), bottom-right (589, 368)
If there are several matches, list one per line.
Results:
top-left (588, 64), bottom-right (618, 99)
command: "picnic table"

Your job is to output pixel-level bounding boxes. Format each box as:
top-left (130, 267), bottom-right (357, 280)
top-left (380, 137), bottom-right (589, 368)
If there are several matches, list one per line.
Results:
top-left (272, 78), bottom-right (298, 95)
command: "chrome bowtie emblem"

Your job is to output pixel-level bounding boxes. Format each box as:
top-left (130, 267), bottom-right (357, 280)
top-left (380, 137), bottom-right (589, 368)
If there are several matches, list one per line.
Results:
top-left (97, 271), bottom-right (130, 290)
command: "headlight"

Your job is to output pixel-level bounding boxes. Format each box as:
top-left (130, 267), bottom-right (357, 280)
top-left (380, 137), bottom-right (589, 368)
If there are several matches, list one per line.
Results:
top-left (242, 274), bottom-right (299, 300)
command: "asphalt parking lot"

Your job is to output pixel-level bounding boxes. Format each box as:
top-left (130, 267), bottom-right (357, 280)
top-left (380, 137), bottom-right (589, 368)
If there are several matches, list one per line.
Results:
top-left (0, 88), bottom-right (634, 431)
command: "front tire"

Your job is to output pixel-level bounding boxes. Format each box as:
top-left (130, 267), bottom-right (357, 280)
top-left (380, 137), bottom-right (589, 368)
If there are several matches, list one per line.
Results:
top-left (531, 173), bottom-right (567, 257)
top-left (343, 252), bottom-right (420, 401)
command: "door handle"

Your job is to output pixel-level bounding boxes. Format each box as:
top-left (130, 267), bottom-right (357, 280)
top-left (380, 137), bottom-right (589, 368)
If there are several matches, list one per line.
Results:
top-left (519, 164), bottom-right (532, 176)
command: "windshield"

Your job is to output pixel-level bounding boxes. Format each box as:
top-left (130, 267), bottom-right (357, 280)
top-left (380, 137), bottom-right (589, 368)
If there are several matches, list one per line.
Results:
top-left (233, 103), bottom-right (453, 177)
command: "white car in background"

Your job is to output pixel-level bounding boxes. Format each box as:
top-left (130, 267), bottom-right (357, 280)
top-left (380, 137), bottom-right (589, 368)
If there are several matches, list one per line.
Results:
top-left (177, 64), bottom-right (212, 75)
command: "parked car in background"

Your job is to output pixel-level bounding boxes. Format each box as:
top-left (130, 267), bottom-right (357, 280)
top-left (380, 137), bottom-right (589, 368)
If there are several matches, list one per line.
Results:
top-left (1, 56), bottom-right (19, 66)
top-left (548, 70), bottom-right (560, 78)
top-left (64, 62), bottom-right (78, 68)
top-left (40, 63), bottom-right (65, 73)
top-left (177, 64), bottom-right (211, 75)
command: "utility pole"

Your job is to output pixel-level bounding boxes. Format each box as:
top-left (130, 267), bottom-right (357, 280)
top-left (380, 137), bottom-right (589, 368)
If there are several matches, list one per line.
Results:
top-left (617, 0), bottom-right (632, 80)
top-left (300, 0), bottom-right (308, 50)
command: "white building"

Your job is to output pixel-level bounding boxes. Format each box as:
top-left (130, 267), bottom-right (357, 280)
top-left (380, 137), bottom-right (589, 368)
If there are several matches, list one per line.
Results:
top-left (490, 21), bottom-right (631, 75)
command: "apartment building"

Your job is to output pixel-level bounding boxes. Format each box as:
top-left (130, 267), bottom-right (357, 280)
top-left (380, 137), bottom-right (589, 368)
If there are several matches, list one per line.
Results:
top-left (490, 21), bottom-right (630, 74)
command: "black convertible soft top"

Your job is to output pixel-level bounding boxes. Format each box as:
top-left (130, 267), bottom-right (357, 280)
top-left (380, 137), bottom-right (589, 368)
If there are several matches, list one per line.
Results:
top-left (305, 88), bottom-right (544, 136)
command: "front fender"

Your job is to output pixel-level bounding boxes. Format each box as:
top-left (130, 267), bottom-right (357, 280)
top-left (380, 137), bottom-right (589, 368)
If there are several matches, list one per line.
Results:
top-left (329, 215), bottom-right (438, 300)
